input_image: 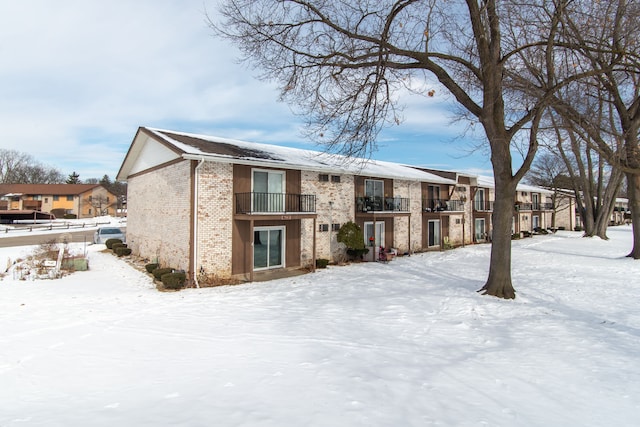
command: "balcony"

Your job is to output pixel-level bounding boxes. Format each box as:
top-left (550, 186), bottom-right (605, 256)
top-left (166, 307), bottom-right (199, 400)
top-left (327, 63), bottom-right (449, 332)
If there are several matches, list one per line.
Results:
top-left (473, 200), bottom-right (494, 211)
top-left (356, 196), bottom-right (409, 213)
top-left (515, 203), bottom-right (533, 211)
top-left (423, 199), bottom-right (465, 212)
top-left (23, 200), bottom-right (43, 210)
top-left (235, 192), bottom-right (316, 215)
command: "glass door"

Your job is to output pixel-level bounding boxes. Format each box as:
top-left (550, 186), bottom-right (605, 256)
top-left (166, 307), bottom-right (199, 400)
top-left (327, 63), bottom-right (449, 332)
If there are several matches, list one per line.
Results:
top-left (254, 226), bottom-right (285, 270)
top-left (474, 189), bottom-right (485, 211)
top-left (253, 170), bottom-right (284, 212)
top-left (475, 218), bottom-right (486, 241)
top-left (364, 179), bottom-right (384, 211)
top-left (364, 221), bottom-right (385, 248)
top-left (428, 219), bottom-right (441, 247)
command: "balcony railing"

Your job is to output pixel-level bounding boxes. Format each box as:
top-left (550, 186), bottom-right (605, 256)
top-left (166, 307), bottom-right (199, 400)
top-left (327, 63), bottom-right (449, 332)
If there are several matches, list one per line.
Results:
top-left (356, 196), bottom-right (410, 213)
top-left (423, 199), bottom-right (465, 212)
top-left (23, 200), bottom-right (43, 210)
top-left (515, 203), bottom-right (533, 211)
top-left (473, 200), bottom-right (494, 211)
top-left (235, 192), bottom-right (316, 214)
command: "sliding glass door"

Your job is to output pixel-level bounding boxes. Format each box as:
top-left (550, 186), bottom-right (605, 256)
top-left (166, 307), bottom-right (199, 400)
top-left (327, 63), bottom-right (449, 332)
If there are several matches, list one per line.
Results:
top-left (254, 226), bottom-right (285, 270)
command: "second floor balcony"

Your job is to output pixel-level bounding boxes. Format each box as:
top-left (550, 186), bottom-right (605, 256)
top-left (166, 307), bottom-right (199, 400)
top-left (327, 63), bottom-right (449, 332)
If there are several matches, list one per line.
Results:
top-left (356, 196), bottom-right (410, 213)
top-left (423, 199), bottom-right (465, 212)
top-left (235, 192), bottom-right (316, 215)
top-left (516, 202), bottom-right (554, 211)
top-left (23, 200), bottom-right (43, 210)
top-left (473, 200), bottom-right (494, 211)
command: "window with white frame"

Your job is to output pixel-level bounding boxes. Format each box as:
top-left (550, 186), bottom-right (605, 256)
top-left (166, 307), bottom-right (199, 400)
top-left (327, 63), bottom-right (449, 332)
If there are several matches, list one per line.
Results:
top-left (252, 169), bottom-right (285, 212)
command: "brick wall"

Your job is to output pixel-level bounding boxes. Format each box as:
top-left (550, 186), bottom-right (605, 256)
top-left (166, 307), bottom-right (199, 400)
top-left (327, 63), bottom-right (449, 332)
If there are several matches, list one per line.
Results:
top-left (126, 161), bottom-right (192, 271)
top-left (301, 171), bottom-right (355, 263)
top-left (195, 162), bottom-right (234, 278)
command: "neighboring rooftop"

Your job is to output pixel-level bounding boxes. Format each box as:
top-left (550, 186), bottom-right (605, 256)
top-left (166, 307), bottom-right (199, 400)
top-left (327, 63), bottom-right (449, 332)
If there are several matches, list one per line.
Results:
top-left (0, 184), bottom-right (102, 196)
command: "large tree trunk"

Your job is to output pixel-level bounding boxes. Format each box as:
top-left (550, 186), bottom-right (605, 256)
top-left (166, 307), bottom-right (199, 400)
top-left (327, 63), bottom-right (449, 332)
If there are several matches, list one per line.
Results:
top-left (478, 163), bottom-right (518, 299)
top-left (627, 172), bottom-right (640, 259)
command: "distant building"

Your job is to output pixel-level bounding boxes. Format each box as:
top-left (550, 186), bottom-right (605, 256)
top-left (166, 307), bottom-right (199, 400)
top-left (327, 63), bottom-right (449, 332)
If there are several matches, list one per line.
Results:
top-left (0, 183), bottom-right (118, 219)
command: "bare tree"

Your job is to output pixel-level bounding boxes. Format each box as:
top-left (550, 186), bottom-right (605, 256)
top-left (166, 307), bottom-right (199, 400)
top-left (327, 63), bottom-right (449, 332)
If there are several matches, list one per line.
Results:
top-left (213, 0), bottom-right (582, 298)
top-left (549, 0), bottom-right (640, 256)
top-left (86, 194), bottom-right (113, 217)
top-left (525, 151), bottom-right (572, 230)
top-left (555, 125), bottom-right (624, 238)
top-left (0, 149), bottom-right (64, 184)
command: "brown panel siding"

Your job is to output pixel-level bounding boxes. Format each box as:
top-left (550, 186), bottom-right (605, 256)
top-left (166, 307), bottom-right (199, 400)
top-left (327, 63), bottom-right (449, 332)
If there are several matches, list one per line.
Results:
top-left (355, 176), bottom-right (394, 197)
top-left (232, 219), bottom-right (302, 275)
top-left (233, 165), bottom-right (252, 194)
top-left (232, 220), bottom-right (251, 275)
top-left (287, 169), bottom-right (301, 194)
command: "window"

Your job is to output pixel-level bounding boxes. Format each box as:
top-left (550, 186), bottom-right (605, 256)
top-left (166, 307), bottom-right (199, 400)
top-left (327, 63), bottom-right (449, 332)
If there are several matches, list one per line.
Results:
top-left (331, 175), bottom-right (341, 183)
top-left (474, 189), bottom-right (485, 210)
top-left (252, 169), bottom-right (285, 212)
top-left (53, 195), bottom-right (59, 201)
top-left (331, 223), bottom-right (341, 231)
top-left (319, 224), bottom-right (329, 232)
top-left (33, 195), bottom-right (42, 201)
top-left (66, 195), bottom-right (74, 201)
top-left (364, 221), bottom-right (385, 248)
top-left (319, 174), bottom-right (329, 182)
top-left (365, 179), bottom-right (384, 198)
top-left (428, 219), bottom-right (441, 247)
top-left (254, 226), bottom-right (285, 270)
top-left (44, 197), bottom-right (48, 203)
top-left (428, 185), bottom-right (440, 200)
top-left (475, 218), bottom-right (486, 241)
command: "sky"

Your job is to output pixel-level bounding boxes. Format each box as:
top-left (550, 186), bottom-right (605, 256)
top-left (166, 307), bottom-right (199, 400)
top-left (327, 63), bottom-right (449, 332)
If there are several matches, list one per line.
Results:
top-left (0, 0), bottom-right (493, 182)
top-left (1, 223), bottom-right (639, 426)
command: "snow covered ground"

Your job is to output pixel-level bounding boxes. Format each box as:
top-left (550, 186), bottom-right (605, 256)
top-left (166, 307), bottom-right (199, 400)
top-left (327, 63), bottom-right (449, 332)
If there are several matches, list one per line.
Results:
top-left (1, 226), bottom-right (639, 426)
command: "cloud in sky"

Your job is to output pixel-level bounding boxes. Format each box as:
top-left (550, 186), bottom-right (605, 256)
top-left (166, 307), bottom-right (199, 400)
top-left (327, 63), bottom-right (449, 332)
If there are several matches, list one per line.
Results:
top-left (0, 0), bottom-right (490, 181)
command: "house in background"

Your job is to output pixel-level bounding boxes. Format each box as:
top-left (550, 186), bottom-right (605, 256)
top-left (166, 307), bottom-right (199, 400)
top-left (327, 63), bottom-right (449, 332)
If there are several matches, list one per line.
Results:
top-left (117, 127), bottom-right (465, 285)
top-left (0, 184), bottom-right (117, 219)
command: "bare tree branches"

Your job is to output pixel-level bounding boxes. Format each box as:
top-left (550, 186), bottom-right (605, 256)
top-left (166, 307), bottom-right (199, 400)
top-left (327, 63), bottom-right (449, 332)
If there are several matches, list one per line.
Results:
top-left (0, 149), bottom-right (64, 184)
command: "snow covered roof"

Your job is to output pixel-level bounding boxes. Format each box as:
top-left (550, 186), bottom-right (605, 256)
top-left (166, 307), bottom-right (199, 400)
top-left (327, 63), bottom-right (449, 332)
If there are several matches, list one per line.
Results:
top-left (0, 184), bottom-right (103, 196)
top-left (476, 176), bottom-right (553, 194)
top-left (118, 127), bottom-right (457, 184)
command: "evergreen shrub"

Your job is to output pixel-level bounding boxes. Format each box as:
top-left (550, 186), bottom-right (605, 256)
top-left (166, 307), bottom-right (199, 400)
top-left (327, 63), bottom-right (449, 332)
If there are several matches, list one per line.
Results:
top-left (105, 238), bottom-right (123, 249)
top-left (145, 263), bottom-right (159, 273)
top-left (115, 247), bottom-right (132, 257)
top-left (337, 221), bottom-right (369, 260)
top-left (161, 272), bottom-right (186, 290)
top-left (111, 242), bottom-right (127, 252)
top-left (316, 258), bottom-right (329, 269)
top-left (153, 267), bottom-right (174, 280)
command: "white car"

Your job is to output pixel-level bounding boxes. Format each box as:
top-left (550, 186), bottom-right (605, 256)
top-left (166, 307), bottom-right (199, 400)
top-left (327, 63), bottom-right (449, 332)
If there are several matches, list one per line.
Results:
top-left (93, 227), bottom-right (126, 244)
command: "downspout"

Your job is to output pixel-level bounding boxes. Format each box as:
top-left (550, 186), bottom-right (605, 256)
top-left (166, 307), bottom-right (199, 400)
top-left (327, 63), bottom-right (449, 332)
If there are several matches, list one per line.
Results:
top-left (192, 157), bottom-right (206, 289)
